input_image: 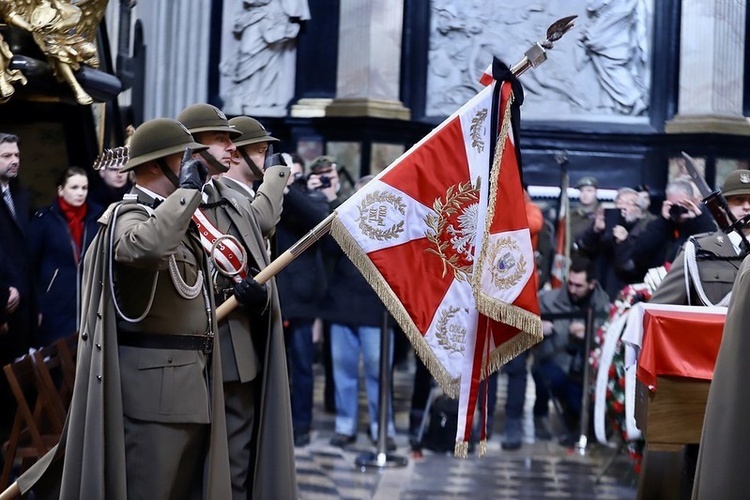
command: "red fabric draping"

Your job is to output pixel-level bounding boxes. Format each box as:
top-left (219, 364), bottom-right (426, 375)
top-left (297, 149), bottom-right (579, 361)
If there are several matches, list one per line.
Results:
top-left (636, 308), bottom-right (725, 389)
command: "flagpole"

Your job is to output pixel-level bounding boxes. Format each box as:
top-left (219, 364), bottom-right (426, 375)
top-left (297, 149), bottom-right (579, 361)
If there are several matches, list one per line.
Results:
top-left (215, 212), bottom-right (336, 322)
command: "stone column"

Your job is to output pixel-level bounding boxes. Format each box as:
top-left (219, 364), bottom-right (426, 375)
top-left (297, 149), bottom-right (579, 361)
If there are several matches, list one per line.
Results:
top-left (665, 0), bottom-right (750, 135)
top-left (134, 1), bottom-right (212, 120)
top-left (292, 0), bottom-right (410, 119)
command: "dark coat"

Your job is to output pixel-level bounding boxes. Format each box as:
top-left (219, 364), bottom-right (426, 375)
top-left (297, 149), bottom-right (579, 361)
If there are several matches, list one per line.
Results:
top-left (319, 234), bottom-right (388, 328)
top-left (275, 183), bottom-right (331, 320)
top-left (0, 180), bottom-right (35, 361)
top-left (29, 200), bottom-right (102, 346)
top-left (576, 214), bottom-right (657, 300)
top-left (633, 207), bottom-right (716, 265)
top-left (0, 245), bottom-right (10, 327)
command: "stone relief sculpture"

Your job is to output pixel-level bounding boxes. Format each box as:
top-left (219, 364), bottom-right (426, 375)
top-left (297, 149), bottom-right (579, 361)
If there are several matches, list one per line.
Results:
top-left (578, 0), bottom-right (649, 115)
top-left (426, 0), bottom-right (651, 121)
top-left (0, 0), bottom-right (108, 105)
top-left (220, 0), bottom-right (310, 117)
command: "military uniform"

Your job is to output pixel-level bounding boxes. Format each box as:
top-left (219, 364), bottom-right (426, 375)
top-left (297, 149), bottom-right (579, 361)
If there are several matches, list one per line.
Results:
top-left (692, 254), bottom-right (750, 499)
top-left (14, 119), bottom-right (232, 499)
top-left (650, 232), bottom-right (741, 306)
top-left (178, 104), bottom-right (296, 500)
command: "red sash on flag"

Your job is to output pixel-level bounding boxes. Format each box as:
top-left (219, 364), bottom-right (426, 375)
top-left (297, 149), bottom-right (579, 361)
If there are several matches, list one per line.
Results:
top-left (192, 209), bottom-right (247, 283)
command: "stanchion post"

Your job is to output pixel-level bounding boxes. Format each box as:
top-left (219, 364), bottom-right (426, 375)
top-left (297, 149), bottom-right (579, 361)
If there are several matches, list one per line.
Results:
top-left (577, 305), bottom-right (595, 455)
top-left (355, 311), bottom-right (408, 468)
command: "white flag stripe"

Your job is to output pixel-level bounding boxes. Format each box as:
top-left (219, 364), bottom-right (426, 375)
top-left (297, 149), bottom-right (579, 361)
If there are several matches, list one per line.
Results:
top-left (336, 179), bottom-right (438, 254)
top-left (422, 277), bottom-right (480, 380)
top-left (477, 229), bottom-right (534, 304)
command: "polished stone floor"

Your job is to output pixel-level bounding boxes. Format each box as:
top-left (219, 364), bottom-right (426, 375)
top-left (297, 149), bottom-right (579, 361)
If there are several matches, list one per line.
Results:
top-left (294, 352), bottom-right (638, 499)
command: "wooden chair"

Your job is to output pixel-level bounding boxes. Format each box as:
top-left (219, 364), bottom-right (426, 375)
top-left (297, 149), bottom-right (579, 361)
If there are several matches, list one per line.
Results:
top-left (0, 354), bottom-right (61, 490)
top-left (30, 345), bottom-right (68, 433)
top-left (54, 332), bottom-right (78, 407)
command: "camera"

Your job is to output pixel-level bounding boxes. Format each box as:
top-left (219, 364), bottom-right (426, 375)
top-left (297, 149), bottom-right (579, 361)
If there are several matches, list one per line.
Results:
top-left (318, 175), bottom-right (331, 189)
top-left (669, 204), bottom-right (688, 220)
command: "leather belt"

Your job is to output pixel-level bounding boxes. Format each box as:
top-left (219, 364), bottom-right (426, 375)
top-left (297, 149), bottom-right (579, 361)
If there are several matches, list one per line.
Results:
top-left (118, 330), bottom-right (214, 354)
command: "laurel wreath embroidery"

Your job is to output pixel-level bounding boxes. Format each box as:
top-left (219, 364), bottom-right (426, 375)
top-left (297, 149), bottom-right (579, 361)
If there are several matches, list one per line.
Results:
top-left (356, 191), bottom-right (406, 241)
top-left (435, 306), bottom-right (464, 355)
top-left (425, 180), bottom-right (479, 282)
top-left (470, 108), bottom-right (488, 154)
top-left (487, 236), bottom-right (527, 289)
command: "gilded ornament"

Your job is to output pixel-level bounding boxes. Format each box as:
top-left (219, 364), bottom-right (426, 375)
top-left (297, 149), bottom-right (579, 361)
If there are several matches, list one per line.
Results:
top-left (0, 0), bottom-right (109, 105)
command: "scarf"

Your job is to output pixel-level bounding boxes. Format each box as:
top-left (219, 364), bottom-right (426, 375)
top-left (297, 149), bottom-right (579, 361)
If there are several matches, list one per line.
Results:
top-left (58, 197), bottom-right (88, 260)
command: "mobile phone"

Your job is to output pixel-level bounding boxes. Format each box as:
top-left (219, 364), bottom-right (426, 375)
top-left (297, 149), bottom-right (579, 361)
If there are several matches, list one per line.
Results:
top-left (603, 208), bottom-right (623, 229)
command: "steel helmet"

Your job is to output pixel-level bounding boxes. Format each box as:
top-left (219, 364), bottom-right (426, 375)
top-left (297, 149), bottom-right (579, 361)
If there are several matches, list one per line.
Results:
top-left (722, 169), bottom-right (750, 198)
top-left (121, 118), bottom-right (208, 172)
top-left (228, 116), bottom-right (279, 147)
top-left (177, 103), bottom-right (241, 138)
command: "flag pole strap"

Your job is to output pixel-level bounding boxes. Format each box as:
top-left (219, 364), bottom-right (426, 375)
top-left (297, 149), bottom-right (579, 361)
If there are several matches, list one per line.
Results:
top-left (216, 212), bottom-right (337, 322)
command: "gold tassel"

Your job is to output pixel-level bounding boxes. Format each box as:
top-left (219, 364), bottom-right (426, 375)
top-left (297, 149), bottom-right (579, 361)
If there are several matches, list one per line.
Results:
top-left (478, 440), bottom-right (487, 457)
top-left (454, 441), bottom-right (469, 458)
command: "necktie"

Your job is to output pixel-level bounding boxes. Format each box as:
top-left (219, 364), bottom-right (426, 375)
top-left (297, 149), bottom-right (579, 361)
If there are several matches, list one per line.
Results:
top-left (3, 188), bottom-right (16, 220)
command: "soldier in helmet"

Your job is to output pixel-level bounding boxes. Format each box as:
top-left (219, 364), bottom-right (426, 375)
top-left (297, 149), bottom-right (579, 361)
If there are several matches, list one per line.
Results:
top-left (177, 104), bottom-right (296, 500)
top-left (651, 169), bottom-right (750, 306)
top-left (650, 169), bottom-right (750, 498)
top-left (222, 115), bottom-right (280, 198)
top-left (570, 176), bottom-right (600, 244)
top-left (7, 118), bottom-right (233, 499)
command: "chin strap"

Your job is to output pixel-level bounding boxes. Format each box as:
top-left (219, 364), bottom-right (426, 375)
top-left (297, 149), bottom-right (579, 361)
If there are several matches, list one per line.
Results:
top-left (199, 150), bottom-right (230, 174)
top-left (238, 147), bottom-right (264, 179)
top-left (157, 159), bottom-right (180, 188)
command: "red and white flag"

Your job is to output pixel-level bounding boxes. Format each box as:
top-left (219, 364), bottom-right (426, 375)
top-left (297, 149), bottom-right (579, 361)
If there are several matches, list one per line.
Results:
top-left (550, 174), bottom-right (571, 289)
top-left (330, 60), bottom-right (542, 455)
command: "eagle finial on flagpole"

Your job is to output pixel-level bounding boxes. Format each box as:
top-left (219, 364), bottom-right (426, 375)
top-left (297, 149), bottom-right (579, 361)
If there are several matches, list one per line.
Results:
top-left (510, 15), bottom-right (577, 76)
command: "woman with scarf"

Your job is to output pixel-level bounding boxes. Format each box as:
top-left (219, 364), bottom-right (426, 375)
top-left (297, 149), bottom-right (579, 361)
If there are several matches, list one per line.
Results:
top-left (30, 166), bottom-right (101, 346)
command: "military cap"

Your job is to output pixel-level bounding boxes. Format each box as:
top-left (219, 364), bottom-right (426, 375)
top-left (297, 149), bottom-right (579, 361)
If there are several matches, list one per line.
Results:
top-left (309, 155), bottom-right (336, 173)
top-left (576, 176), bottom-right (598, 189)
top-left (121, 118), bottom-right (208, 172)
top-left (176, 103), bottom-right (241, 138)
top-left (228, 116), bottom-right (279, 147)
top-left (722, 169), bottom-right (750, 198)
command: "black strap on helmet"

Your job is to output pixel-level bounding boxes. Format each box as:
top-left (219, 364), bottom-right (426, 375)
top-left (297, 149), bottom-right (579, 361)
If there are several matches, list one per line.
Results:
top-left (156, 158), bottom-right (180, 188)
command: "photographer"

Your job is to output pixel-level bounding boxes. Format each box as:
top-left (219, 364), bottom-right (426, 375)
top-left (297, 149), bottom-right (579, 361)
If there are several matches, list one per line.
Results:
top-left (306, 155), bottom-right (342, 207)
top-left (576, 187), bottom-right (656, 300)
top-left (635, 178), bottom-right (716, 266)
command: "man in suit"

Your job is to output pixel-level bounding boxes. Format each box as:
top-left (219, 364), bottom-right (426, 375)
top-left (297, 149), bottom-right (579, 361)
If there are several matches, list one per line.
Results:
top-left (0, 132), bottom-right (34, 361)
top-left (177, 104), bottom-right (297, 500)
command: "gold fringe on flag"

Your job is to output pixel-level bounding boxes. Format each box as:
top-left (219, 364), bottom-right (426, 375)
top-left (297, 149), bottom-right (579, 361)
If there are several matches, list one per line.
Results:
top-left (329, 217), bottom-right (462, 398)
top-left (454, 441), bottom-right (469, 458)
top-left (472, 87), bottom-right (543, 368)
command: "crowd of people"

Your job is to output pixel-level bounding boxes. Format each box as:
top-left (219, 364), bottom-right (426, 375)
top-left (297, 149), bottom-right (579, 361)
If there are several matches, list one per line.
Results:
top-left (2, 114), bottom-right (750, 498)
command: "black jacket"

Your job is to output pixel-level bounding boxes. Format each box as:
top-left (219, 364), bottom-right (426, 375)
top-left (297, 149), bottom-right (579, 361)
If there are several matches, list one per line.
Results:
top-left (29, 199), bottom-right (102, 345)
top-left (275, 183), bottom-right (331, 320)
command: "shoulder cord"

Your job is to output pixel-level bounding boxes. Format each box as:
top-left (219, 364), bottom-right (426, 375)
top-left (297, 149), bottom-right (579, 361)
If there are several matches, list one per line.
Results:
top-left (168, 253), bottom-right (204, 299)
top-left (109, 203), bottom-right (160, 323)
top-left (684, 239), bottom-right (732, 307)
